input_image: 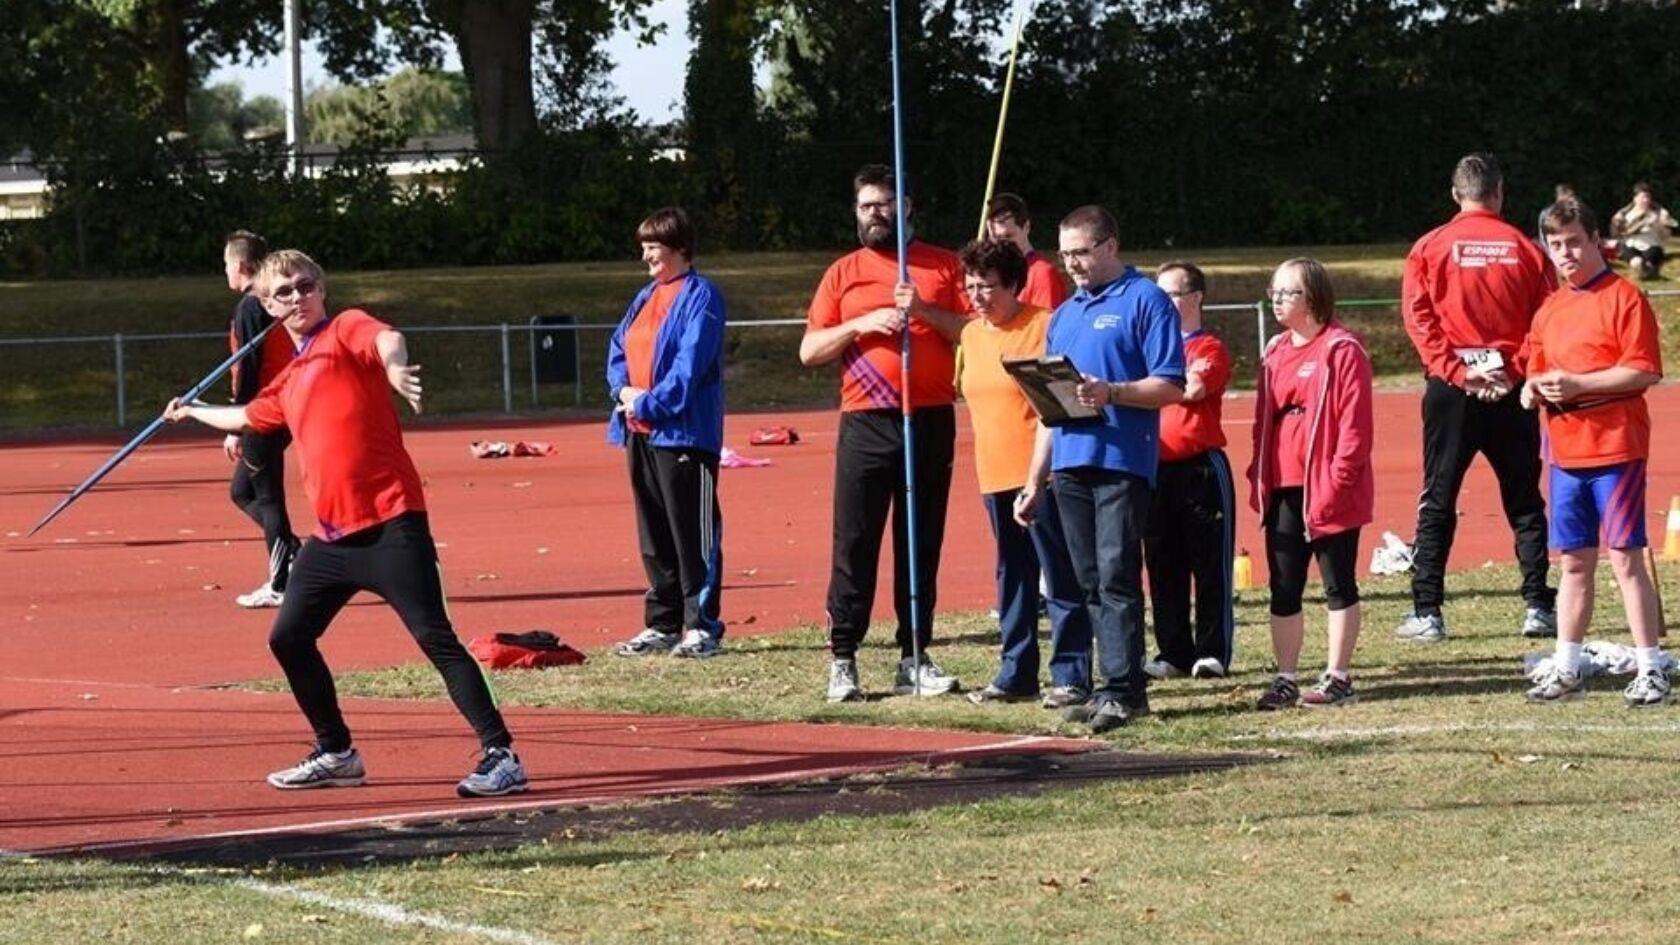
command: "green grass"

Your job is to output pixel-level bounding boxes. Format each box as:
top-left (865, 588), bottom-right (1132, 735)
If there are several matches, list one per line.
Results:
top-left (11, 562), bottom-right (1680, 943)
top-left (8, 244), bottom-right (1675, 431)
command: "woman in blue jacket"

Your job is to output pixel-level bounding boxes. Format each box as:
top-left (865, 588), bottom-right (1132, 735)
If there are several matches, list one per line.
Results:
top-left (606, 207), bottom-right (728, 658)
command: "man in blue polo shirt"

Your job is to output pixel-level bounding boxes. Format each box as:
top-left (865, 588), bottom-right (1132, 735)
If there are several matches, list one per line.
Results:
top-left (1014, 205), bottom-right (1185, 732)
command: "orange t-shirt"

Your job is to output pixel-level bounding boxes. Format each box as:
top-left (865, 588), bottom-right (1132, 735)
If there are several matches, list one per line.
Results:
top-left (959, 305), bottom-right (1051, 493)
top-left (1528, 271), bottom-right (1663, 467)
top-left (245, 310), bottom-right (427, 540)
top-left (623, 277), bottom-right (686, 434)
top-left (807, 242), bottom-right (968, 412)
top-left (1019, 251), bottom-right (1069, 311)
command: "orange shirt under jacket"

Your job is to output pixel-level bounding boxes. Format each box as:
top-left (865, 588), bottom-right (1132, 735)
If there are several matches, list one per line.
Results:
top-left (622, 276), bottom-right (686, 434)
top-left (959, 304), bottom-right (1051, 493)
top-left (807, 242), bottom-right (968, 412)
top-left (1527, 271), bottom-right (1662, 468)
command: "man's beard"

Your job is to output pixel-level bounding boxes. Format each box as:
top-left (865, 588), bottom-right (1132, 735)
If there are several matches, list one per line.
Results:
top-left (858, 218), bottom-right (902, 250)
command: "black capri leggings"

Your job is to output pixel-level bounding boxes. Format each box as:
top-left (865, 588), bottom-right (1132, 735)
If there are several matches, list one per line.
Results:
top-left (1265, 487), bottom-right (1361, 616)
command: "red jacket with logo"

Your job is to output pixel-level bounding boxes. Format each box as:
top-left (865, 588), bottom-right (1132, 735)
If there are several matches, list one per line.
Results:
top-left (1248, 323), bottom-right (1374, 541)
top-left (1402, 208), bottom-right (1555, 386)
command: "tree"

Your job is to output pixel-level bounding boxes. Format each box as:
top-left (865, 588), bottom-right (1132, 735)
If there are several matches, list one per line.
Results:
top-left (305, 69), bottom-right (472, 145)
top-left (685, 0), bottom-right (763, 241)
top-left (190, 82), bottom-right (285, 149)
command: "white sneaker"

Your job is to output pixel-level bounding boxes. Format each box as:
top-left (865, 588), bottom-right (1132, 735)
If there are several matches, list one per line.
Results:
top-left (1624, 670), bottom-right (1671, 708)
top-left (613, 628), bottom-right (679, 656)
top-left (671, 629), bottom-right (722, 659)
top-left (1395, 612), bottom-right (1446, 642)
top-left (267, 748), bottom-right (366, 789)
top-left (1143, 659), bottom-right (1188, 680)
top-left (827, 658), bottom-right (863, 703)
top-left (456, 747), bottom-right (528, 797)
top-left (1190, 657), bottom-right (1227, 679)
top-left (893, 656), bottom-right (958, 696)
top-left (236, 583), bottom-right (284, 609)
top-left (1525, 668), bottom-right (1584, 704)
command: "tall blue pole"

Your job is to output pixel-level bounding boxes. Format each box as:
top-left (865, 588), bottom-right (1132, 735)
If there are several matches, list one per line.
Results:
top-left (889, 0), bottom-right (924, 692)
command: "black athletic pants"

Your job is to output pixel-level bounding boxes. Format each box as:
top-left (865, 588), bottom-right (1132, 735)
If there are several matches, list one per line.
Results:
top-left (1410, 378), bottom-right (1553, 616)
top-left (268, 512), bottom-right (512, 754)
top-left (825, 406), bottom-right (955, 661)
top-left (230, 429), bottom-right (299, 592)
top-left (627, 433), bottom-right (724, 636)
top-left (1265, 488), bottom-right (1361, 616)
top-left (1143, 449), bottom-right (1237, 670)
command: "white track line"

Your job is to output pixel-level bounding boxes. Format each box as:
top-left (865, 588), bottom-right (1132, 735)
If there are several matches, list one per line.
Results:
top-left (1234, 719), bottom-right (1680, 742)
top-left (232, 878), bottom-right (569, 945)
top-left (31, 735), bottom-right (1081, 858)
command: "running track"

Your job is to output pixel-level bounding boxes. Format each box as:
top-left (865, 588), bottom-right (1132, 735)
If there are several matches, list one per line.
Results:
top-left (4, 389), bottom-right (1678, 853)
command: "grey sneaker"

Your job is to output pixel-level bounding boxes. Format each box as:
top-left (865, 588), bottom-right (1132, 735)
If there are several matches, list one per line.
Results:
top-left (966, 684), bottom-right (1037, 705)
top-left (1395, 612), bottom-right (1446, 643)
top-left (1624, 669), bottom-right (1671, 708)
top-left (1142, 659), bottom-right (1188, 680)
top-left (893, 656), bottom-right (959, 696)
top-left (613, 628), bottom-right (679, 656)
top-left (827, 658), bottom-right (863, 703)
top-left (267, 747), bottom-right (366, 790)
top-left (457, 747), bottom-right (528, 797)
top-left (1520, 607), bottom-right (1558, 639)
top-left (671, 629), bottom-right (722, 659)
top-left (1526, 667), bottom-right (1584, 703)
top-left (1041, 685), bottom-right (1089, 709)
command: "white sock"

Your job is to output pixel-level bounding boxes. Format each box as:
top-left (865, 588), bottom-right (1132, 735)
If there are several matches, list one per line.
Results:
top-left (1555, 641), bottom-right (1585, 676)
top-left (1635, 646), bottom-right (1664, 676)
top-left (1277, 671), bottom-right (1297, 683)
top-left (1327, 669), bottom-right (1350, 682)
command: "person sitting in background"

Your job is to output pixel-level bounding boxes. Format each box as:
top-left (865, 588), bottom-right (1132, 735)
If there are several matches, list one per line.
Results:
top-left (606, 207), bottom-right (728, 660)
top-left (1609, 182), bottom-right (1677, 280)
top-left (955, 238), bottom-right (1092, 708)
top-left (1142, 261), bottom-right (1236, 681)
top-left (1248, 258), bottom-right (1374, 710)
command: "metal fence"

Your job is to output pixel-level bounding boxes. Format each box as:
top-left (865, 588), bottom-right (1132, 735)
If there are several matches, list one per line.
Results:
top-left (3, 288), bottom-right (1677, 430)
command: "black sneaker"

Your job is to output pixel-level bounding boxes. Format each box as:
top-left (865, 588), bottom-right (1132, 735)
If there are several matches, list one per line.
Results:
top-left (1255, 676), bottom-right (1300, 711)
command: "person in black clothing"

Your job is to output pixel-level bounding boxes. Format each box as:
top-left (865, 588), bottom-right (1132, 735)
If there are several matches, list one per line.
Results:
top-left (223, 230), bottom-right (300, 609)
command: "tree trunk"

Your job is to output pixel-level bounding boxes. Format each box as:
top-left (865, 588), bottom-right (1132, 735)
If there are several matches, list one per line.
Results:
top-left (438, 0), bottom-right (538, 152)
top-left (141, 0), bottom-right (193, 134)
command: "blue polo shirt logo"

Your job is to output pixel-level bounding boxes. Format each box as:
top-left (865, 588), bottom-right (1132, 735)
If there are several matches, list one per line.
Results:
top-left (1093, 314), bottom-right (1123, 330)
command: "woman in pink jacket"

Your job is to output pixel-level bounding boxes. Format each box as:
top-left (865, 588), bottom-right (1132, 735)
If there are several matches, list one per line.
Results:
top-left (1248, 258), bottom-right (1375, 709)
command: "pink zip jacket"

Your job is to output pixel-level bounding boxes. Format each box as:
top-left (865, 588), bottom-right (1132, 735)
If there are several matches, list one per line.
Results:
top-left (1247, 322), bottom-right (1375, 540)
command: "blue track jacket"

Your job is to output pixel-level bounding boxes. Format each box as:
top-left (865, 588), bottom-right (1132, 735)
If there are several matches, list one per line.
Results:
top-left (605, 271), bottom-right (727, 454)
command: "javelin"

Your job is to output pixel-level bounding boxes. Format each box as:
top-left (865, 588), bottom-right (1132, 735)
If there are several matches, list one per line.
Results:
top-left (888, 0), bottom-right (925, 693)
top-left (974, 0), bottom-right (1032, 239)
top-left (28, 319), bottom-right (283, 537)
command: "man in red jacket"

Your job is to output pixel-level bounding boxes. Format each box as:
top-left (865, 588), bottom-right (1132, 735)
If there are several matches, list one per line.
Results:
top-left (1397, 153), bottom-right (1558, 644)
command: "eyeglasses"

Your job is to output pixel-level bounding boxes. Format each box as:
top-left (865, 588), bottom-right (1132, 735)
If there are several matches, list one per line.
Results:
top-left (856, 200), bottom-right (895, 215)
top-left (1268, 287), bottom-right (1305, 303)
top-left (964, 280), bottom-right (1006, 295)
top-left (1058, 237), bottom-right (1112, 262)
top-left (268, 278), bottom-right (320, 302)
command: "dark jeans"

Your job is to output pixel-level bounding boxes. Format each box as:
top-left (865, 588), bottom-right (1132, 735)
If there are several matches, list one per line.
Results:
top-left (627, 434), bottom-right (724, 637)
top-left (269, 512), bottom-right (512, 754)
top-left (1054, 467), bottom-right (1150, 706)
top-left (825, 407), bottom-right (955, 661)
top-left (230, 429), bottom-right (298, 592)
top-left (981, 485), bottom-right (1092, 694)
top-left (1143, 449), bottom-right (1237, 669)
top-left (1410, 378), bottom-right (1553, 616)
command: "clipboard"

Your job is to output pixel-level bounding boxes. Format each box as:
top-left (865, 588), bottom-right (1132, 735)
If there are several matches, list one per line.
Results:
top-left (1002, 355), bottom-right (1105, 427)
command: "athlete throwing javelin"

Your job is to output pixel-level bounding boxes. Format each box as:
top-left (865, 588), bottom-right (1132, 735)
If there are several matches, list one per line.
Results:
top-left (164, 249), bottom-right (526, 797)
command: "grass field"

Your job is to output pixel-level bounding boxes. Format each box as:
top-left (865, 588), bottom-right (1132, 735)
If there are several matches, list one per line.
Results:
top-left (6, 243), bottom-right (1676, 431)
top-left (7, 562), bottom-right (1680, 943)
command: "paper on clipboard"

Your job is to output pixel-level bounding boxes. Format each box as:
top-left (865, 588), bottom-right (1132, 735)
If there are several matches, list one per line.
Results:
top-left (1001, 355), bottom-right (1105, 427)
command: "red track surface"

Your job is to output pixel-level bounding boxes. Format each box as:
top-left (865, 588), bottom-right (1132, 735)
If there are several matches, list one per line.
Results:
top-left (4, 390), bottom-right (1679, 854)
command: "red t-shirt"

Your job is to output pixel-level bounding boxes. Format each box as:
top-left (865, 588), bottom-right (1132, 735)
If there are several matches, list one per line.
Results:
top-left (1019, 251), bottom-right (1069, 311)
top-left (245, 309), bottom-right (427, 540)
top-left (1528, 271), bottom-right (1663, 467)
top-left (1159, 330), bottom-right (1231, 462)
top-left (807, 242), bottom-right (968, 412)
top-left (622, 277), bottom-right (686, 434)
top-left (1265, 330), bottom-right (1331, 488)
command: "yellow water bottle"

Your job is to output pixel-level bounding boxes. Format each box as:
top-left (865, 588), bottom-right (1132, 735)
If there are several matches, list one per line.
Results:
top-left (1232, 547), bottom-right (1254, 591)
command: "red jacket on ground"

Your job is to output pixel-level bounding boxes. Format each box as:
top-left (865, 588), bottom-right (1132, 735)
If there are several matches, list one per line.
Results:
top-left (1248, 323), bottom-right (1375, 541)
top-left (1402, 208), bottom-right (1555, 386)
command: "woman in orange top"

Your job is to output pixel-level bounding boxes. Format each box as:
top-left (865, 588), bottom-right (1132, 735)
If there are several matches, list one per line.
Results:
top-left (957, 239), bottom-right (1093, 706)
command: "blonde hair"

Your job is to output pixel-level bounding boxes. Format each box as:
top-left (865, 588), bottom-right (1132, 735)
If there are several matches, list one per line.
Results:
top-left (254, 249), bottom-right (326, 298)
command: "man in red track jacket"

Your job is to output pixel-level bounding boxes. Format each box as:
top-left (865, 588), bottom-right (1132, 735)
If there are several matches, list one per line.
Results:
top-left (1397, 153), bottom-right (1558, 644)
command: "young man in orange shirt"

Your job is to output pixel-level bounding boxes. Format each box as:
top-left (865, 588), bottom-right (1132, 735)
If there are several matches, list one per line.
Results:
top-left (1521, 199), bottom-right (1667, 706)
top-left (801, 164), bottom-right (970, 702)
top-left (985, 193), bottom-right (1070, 311)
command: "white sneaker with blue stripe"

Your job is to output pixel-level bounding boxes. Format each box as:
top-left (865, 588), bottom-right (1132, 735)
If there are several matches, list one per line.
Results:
top-left (267, 747), bottom-right (366, 790)
top-left (457, 747), bottom-right (528, 797)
